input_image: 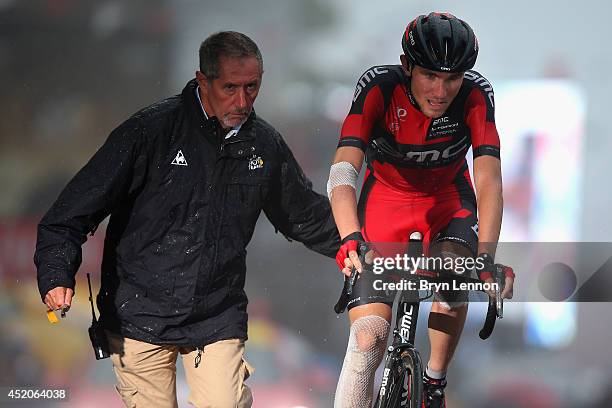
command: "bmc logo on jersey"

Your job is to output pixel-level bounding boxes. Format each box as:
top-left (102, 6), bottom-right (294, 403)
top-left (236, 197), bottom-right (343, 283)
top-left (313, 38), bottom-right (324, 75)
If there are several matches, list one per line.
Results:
top-left (464, 71), bottom-right (495, 108)
top-left (432, 116), bottom-right (449, 126)
top-left (353, 67), bottom-right (389, 102)
top-left (405, 136), bottom-right (469, 164)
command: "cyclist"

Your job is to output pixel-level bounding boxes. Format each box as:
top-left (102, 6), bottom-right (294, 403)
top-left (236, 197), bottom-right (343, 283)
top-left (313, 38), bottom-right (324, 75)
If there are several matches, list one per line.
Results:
top-left (327, 12), bottom-right (515, 407)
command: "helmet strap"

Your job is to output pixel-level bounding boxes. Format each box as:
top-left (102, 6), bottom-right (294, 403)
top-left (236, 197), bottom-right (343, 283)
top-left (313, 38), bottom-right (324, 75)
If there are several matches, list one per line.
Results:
top-left (400, 54), bottom-right (412, 76)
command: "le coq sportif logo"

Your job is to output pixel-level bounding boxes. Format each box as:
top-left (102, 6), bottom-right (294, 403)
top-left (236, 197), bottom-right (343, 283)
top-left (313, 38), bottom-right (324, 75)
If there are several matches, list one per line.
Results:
top-left (171, 150), bottom-right (188, 166)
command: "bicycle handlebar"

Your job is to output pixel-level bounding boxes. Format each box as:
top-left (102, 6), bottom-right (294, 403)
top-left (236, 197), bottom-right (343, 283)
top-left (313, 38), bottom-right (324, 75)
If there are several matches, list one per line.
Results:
top-left (333, 268), bottom-right (357, 314)
top-left (334, 252), bottom-right (507, 340)
top-left (478, 263), bottom-right (506, 339)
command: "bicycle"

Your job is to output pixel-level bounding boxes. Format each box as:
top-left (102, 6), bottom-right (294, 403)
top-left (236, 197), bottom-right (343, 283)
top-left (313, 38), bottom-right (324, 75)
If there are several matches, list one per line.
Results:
top-left (334, 233), bottom-right (508, 408)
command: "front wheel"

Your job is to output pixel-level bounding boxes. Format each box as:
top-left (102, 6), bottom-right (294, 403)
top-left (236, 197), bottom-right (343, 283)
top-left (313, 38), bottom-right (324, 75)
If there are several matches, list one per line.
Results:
top-left (374, 348), bottom-right (423, 408)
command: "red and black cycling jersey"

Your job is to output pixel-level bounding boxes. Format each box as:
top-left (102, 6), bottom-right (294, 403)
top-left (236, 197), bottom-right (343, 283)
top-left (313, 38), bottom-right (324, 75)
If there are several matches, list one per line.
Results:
top-left (338, 65), bottom-right (500, 194)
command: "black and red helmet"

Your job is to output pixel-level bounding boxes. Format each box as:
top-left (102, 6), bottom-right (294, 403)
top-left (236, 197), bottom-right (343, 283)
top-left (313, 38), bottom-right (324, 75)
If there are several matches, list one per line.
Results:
top-left (402, 12), bottom-right (478, 73)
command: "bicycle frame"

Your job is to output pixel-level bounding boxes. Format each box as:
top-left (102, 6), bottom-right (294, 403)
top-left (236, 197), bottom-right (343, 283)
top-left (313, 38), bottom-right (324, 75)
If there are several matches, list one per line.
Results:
top-left (373, 238), bottom-right (429, 407)
top-left (375, 286), bottom-right (424, 407)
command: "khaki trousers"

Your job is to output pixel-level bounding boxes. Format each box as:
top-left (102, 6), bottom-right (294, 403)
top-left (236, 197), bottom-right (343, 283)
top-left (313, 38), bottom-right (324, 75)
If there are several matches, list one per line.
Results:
top-left (107, 332), bottom-right (253, 408)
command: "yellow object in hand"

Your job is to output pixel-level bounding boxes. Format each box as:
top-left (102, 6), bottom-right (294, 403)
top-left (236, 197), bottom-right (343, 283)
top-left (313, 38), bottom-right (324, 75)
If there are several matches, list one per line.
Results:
top-left (46, 309), bottom-right (59, 324)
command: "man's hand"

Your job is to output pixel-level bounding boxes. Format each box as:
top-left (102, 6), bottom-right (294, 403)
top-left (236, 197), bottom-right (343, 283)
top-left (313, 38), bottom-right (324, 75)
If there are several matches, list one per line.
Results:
top-left (336, 231), bottom-right (364, 276)
top-left (336, 232), bottom-right (379, 277)
top-left (44, 287), bottom-right (74, 312)
top-left (477, 253), bottom-right (515, 299)
top-left (498, 265), bottom-right (515, 299)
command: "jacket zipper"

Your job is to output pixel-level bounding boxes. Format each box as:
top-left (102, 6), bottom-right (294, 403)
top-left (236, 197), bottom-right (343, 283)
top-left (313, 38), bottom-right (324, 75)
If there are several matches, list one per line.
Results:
top-left (201, 137), bottom-right (247, 300)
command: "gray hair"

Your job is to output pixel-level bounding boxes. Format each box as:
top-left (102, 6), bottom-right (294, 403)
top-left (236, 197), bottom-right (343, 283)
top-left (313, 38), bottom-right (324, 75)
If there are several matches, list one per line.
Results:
top-left (199, 31), bottom-right (263, 80)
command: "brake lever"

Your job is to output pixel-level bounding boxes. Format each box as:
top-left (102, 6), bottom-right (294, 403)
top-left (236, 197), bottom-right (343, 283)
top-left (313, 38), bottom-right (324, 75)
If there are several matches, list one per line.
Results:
top-left (346, 267), bottom-right (357, 296)
top-left (495, 264), bottom-right (504, 319)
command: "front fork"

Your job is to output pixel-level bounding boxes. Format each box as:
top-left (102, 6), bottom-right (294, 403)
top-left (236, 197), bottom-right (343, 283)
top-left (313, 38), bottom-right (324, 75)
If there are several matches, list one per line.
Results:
top-left (376, 299), bottom-right (421, 404)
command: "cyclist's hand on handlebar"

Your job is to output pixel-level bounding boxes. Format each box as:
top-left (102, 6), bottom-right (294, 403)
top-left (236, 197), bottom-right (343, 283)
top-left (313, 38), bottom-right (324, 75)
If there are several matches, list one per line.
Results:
top-left (498, 265), bottom-right (515, 299)
top-left (340, 248), bottom-right (379, 277)
top-left (476, 253), bottom-right (515, 299)
top-left (336, 231), bottom-right (378, 277)
top-left (336, 231), bottom-right (365, 275)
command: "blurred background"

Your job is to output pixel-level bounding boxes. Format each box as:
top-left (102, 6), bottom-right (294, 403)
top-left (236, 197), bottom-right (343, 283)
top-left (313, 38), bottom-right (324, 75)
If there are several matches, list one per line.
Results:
top-left (1, 0), bottom-right (612, 407)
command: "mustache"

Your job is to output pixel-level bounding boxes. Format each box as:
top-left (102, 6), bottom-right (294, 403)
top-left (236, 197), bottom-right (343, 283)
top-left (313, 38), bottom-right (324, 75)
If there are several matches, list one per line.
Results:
top-left (221, 109), bottom-right (250, 127)
top-left (227, 108), bottom-right (250, 116)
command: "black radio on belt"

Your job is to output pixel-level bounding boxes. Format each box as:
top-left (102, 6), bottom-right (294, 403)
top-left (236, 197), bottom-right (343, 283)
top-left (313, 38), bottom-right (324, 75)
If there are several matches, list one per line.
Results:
top-left (86, 273), bottom-right (110, 360)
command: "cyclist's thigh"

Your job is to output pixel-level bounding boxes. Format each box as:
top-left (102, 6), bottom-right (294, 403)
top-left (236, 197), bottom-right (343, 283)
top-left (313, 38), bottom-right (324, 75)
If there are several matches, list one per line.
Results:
top-left (345, 262), bottom-right (396, 317)
top-left (429, 206), bottom-right (478, 308)
top-left (431, 207), bottom-right (478, 257)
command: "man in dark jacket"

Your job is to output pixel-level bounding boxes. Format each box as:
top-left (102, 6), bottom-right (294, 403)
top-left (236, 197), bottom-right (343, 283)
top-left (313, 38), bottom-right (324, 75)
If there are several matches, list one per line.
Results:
top-left (34, 31), bottom-right (339, 408)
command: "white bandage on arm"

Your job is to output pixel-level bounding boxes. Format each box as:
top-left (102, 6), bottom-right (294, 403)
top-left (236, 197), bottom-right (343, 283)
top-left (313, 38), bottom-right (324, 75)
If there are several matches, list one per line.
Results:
top-left (326, 161), bottom-right (359, 200)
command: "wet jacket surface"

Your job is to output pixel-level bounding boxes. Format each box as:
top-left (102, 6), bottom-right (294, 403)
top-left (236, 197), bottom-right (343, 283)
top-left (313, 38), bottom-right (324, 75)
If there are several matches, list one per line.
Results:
top-left (35, 79), bottom-right (339, 346)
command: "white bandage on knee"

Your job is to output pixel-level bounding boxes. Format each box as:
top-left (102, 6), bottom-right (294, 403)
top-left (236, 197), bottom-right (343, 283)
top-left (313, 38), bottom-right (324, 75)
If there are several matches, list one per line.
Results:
top-left (334, 315), bottom-right (390, 408)
top-left (326, 161), bottom-right (359, 200)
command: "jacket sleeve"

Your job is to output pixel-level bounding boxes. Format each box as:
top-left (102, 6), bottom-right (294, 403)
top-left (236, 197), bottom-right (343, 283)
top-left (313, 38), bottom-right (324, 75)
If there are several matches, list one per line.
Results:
top-left (34, 117), bottom-right (147, 300)
top-left (263, 136), bottom-right (340, 258)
